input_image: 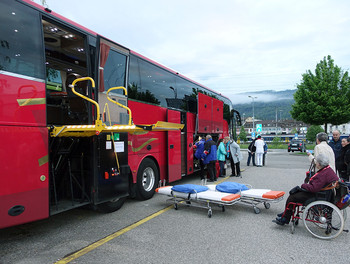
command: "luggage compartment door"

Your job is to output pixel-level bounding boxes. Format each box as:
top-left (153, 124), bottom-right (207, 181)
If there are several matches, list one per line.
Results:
top-left (167, 109), bottom-right (182, 182)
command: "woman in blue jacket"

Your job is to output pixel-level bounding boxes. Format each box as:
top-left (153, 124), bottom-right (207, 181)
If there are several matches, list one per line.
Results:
top-left (217, 138), bottom-right (227, 177)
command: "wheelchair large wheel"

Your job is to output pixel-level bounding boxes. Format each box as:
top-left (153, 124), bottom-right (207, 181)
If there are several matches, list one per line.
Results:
top-left (302, 201), bottom-right (344, 240)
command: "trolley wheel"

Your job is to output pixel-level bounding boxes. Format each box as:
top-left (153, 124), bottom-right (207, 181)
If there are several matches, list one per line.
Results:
top-left (174, 203), bottom-right (178, 210)
top-left (303, 201), bottom-right (344, 240)
top-left (253, 206), bottom-right (261, 214)
top-left (264, 202), bottom-right (270, 209)
top-left (186, 201), bottom-right (191, 205)
top-left (208, 209), bottom-right (212, 218)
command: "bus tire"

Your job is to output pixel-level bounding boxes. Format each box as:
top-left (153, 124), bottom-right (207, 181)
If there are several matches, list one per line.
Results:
top-left (136, 158), bottom-right (159, 200)
top-left (96, 197), bottom-right (127, 213)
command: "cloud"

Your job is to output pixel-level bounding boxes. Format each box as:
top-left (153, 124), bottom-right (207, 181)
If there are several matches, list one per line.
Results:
top-left (38, 0), bottom-right (350, 96)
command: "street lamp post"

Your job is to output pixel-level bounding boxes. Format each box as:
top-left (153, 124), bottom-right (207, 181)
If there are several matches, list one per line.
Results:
top-left (248, 96), bottom-right (257, 134)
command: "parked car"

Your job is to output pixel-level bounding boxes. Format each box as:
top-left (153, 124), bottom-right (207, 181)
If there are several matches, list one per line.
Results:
top-left (288, 139), bottom-right (306, 152)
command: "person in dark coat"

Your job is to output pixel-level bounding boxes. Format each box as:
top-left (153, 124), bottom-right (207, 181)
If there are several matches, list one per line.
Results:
top-left (273, 153), bottom-right (339, 226)
top-left (203, 135), bottom-right (217, 182)
top-left (342, 137), bottom-right (350, 182)
top-left (329, 130), bottom-right (342, 174)
top-left (247, 139), bottom-right (256, 166)
top-left (337, 137), bottom-right (350, 181)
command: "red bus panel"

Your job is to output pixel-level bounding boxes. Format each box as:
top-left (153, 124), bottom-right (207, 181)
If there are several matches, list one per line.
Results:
top-left (0, 126), bottom-right (49, 229)
top-left (127, 100), bottom-right (168, 182)
top-left (212, 98), bottom-right (224, 134)
top-left (167, 109), bottom-right (181, 182)
top-left (0, 74), bottom-right (46, 127)
top-left (197, 93), bottom-right (212, 133)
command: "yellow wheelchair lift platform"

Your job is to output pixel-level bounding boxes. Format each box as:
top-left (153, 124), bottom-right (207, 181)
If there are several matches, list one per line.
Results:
top-left (49, 77), bottom-right (184, 138)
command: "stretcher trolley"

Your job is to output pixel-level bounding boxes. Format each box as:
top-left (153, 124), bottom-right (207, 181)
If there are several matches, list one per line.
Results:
top-left (206, 182), bottom-right (286, 214)
top-left (155, 184), bottom-right (241, 218)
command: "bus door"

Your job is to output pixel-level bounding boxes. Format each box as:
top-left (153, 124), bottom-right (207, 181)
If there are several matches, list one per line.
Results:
top-left (95, 37), bottom-right (130, 204)
top-left (167, 109), bottom-right (182, 182)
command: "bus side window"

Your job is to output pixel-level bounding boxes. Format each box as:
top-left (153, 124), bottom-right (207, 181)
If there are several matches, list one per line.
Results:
top-left (0, 1), bottom-right (45, 79)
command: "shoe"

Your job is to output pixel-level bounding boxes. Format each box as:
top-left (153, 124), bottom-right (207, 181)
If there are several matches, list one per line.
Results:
top-left (277, 212), bottom-right (284, 217)
top-left (207, 179), bottom-right (214, 182)
top-left (272, 217), bottom-right (288, 226)
top-left (237, 174), bottom-right (241, 177)
top-left (214, 178), bottom-right (218, 181)
top-left (219, 175), bottom-right (225, 178)
top-left (230, 174), bottom-right (236, 177)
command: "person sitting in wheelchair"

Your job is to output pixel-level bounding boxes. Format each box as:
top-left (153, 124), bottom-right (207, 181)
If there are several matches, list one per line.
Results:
top-left (273, 153), bottom-right (338, 225)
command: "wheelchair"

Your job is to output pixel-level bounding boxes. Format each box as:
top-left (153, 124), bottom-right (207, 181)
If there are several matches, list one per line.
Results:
top-left (284, 181), bottom-right (350, 240)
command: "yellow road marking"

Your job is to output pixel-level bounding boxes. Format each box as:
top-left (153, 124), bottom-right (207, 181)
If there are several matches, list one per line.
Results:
top-left (55, 205), bottom-right (173, 264)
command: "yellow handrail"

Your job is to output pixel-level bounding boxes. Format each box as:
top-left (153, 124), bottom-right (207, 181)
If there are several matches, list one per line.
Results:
top-left (70, 77), bottom-right (101, 124)
top-left (106, 87), bottom-right (132, 126)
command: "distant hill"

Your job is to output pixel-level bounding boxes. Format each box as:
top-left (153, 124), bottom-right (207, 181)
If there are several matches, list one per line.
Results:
top-left (232, 89), bottom-right (296, 121)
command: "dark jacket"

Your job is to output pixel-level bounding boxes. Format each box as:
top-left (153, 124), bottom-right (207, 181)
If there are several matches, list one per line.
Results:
top-left (248, 139), bottom-right (256, 153)
top-left (329, 139), bottom-right (342, 162)
top-left (203, 138), bottom-right (217, 164)
top-left (344, 146), bottom-right (350, 178)
top-left (301, 166), bottom-right (338, 193)
top-left (337, 144), bottom-right (350, 174)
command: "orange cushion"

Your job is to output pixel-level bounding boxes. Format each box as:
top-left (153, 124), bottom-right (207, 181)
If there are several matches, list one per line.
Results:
top-left (221, 193), bottom-right (240, 202)
top-left (155, 186), bottom-right (172, 193)
top-left (262, 191), bottom-right (285, 199)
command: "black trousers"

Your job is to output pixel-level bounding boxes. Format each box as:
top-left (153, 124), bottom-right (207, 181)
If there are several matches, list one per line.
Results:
top-left (199, 160), bottom-right (205, 180)
top-left (207, 161), bottom-right (216, 180)
top-left (283, 191), bottom-right (316, 222)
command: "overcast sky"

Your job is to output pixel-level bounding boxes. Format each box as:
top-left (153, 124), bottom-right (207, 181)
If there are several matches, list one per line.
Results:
top-left (35, 0), bottom-right (350, 104)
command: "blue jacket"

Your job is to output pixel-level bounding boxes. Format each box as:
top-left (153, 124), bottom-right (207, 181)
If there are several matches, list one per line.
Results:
top-left (194, 139), bottom-right (205, 159)
top-left (203, 138), bottom-right (217, 164)
top-left (217, 142), bottom-right (227, 161)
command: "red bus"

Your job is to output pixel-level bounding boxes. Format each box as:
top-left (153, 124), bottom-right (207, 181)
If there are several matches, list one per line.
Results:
top-left (0, 0), bottom-right (241, 229)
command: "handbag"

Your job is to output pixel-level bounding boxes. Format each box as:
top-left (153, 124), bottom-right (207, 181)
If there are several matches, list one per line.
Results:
top-left (304, 159), bottom-right (316, 183)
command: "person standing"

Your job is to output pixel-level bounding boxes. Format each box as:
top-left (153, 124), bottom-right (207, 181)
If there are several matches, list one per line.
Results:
top-left (263, 141), bottom-right (268, 166)
top-left (344, 137), bottom-right (350, 182)
top-left (254, 135), bottom-right (265, 167)
top-left (217, 138), bottom-right (227, 177)
top-left (329, 130), bottom-right (342, 174)
top-left (247, 139), bottom-right (256, 166)
top-left (307, 132), bottom-right (336, 173)
top-left (229, 138), bottom-right (243, 177)
top-left (338, 137), bottom-right (350, 181)
top-left (203, 135), bottom-right (217, 182)
top-left (194, 136), bottom-right (206, 180)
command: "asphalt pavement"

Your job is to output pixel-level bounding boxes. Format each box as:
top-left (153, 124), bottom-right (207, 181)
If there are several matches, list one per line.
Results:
top-left (0, 149), bottom-right (349, 264)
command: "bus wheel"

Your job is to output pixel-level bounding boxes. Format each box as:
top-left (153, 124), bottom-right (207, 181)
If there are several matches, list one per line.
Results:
top-left (96, 197), bottom-right (127, 213)
top-left (136, 158), bottom-right (159, 200)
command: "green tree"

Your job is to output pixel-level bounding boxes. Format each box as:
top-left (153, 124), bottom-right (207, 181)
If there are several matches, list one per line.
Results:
top-left (291, 55), bottom-right (350, 133)
top-left (238, 126), bottom-right (247, 142)
top-left (272, 136), bottom-right (281, 145)
top-left (306, 125), bottom-right (324, 142)
top-left (291, 128), bottom-right (298, 134)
